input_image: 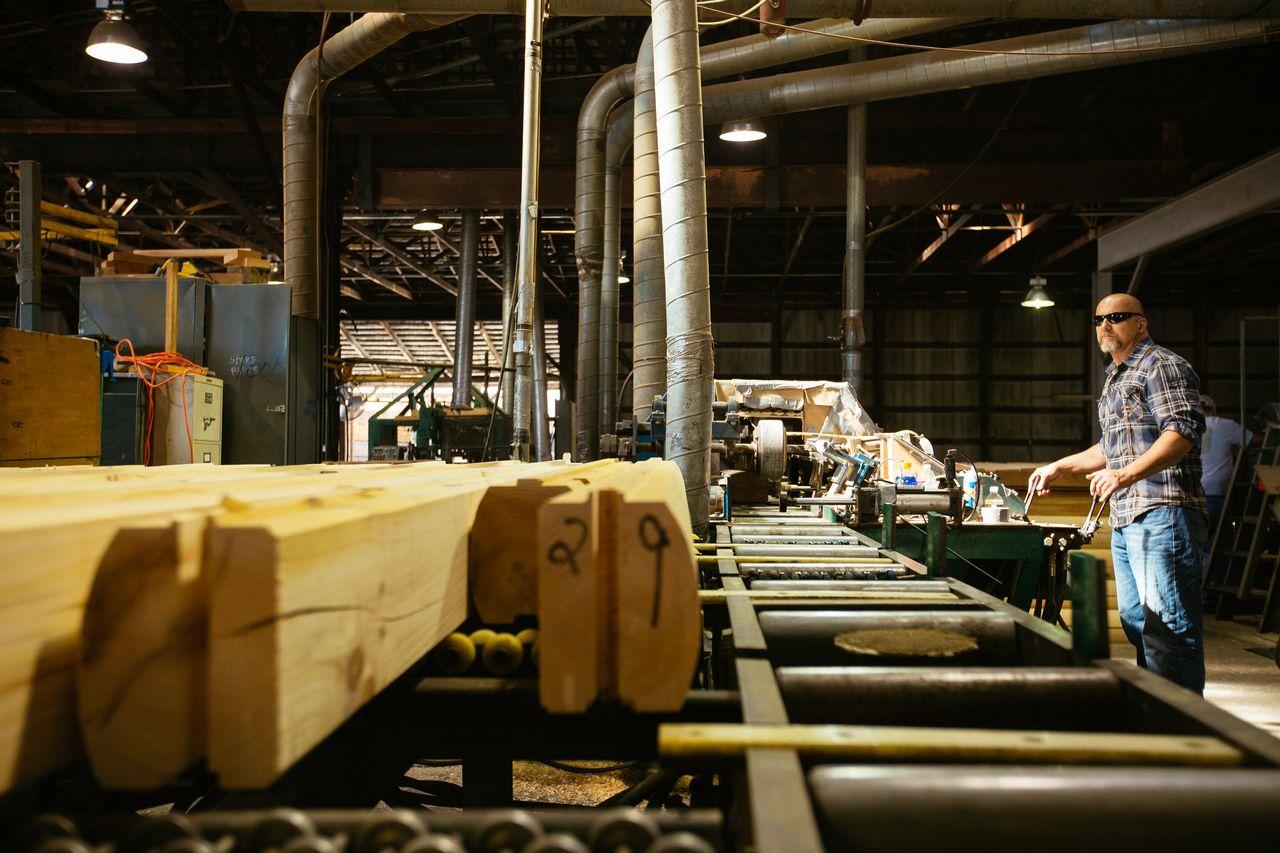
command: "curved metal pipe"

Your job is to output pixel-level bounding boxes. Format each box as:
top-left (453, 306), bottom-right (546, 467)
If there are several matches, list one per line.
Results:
top-left (284, 12), bottom-right (462, 318)
top-left (574, 66), bottom-right (635, 460)
top-left (600, 108), bottom-right (633, 437)
top-left (653, 0), bottom-right (713, 535)
top-left (236, 1), bottom-right (1280, 19)
top-left (631, 28), bottom-right (665, 429)
top-left (703, 19), bottom-right (1280, 124)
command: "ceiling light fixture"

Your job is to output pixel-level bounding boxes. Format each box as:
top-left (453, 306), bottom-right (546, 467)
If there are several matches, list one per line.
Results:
top-left (411, 211), bottom-right (444, 232)
top-left (85, 8), bottom-right (148, 65)
top-left (1021, 275), bottom-right (1054, 309)
top-left (719, 119), bottom-right (767, 143)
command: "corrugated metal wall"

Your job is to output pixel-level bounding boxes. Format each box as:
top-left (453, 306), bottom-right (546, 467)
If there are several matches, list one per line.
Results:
top-left (707, 300), bottom-right (1280, 464)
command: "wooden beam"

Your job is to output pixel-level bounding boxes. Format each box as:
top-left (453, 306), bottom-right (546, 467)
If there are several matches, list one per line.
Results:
top-left (901, 208), bottom-right (974, 279)
top-left (377, 162), bottom-right (1189, 210)
top-left (347, 223), bottom-right (458, 296)
top-left (1040, 227), bottom-right (1099, 268)
top-left (428, 321), bottom-right (455, 363)
top-left (659, 723), bottom-right (1242, 766)
top-left (379, 320), bottom-right (417, 362)
top-left (971, 211), bottom-right (1057, 271)
top-left (539, 460), bottom-right (699, 714)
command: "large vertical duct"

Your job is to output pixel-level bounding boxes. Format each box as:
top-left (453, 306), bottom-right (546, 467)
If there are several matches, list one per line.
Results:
top-left (652, 0), bottom-right (714, 534)
top-left (842, 49), bottom-right (867, 391)
top-left (531, 283), bottom-right (552, 460)
top-left (284, 12), bottom-right (461, 319)
top-left (574, 65), bottom-right (636, 459)
top-left (452, 209), bottom-right (480, 409)
top-left (574, 17), bottom-right (954, 459)
top-left (631, 28), bottom-right (665, 430)
top-left (501, 209), bottom-right (517, 410)
top-left (600, 109), bottom-right (633, 440)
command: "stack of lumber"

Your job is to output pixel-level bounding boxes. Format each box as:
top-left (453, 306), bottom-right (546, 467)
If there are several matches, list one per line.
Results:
top-left (0, 328), bottom-right (102, 467)
top-left (101, 248), bottom-right (270, 283)
top-left (980, 461), bottom-right (1123, 646)
top-left (0, 459), bottom-right (699, 793)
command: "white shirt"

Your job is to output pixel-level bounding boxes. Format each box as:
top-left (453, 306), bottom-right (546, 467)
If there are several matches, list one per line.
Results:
top-left (1201, 414), bottom-right (1252, 496)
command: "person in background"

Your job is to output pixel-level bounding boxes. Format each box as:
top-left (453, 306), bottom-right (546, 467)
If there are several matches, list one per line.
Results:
top-left (1198, 394), bottom-right (1254, 530)
top-left (1198, 394), bottom-right (1256, 601)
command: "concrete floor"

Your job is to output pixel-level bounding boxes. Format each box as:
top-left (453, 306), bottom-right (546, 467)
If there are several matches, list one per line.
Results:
top-left (1111, 618), bottom-right (1280, 738)
top-left (1203, 618), bottom-right (1280, 738)
top-left (1111, 614), bottom-right (1280, 732)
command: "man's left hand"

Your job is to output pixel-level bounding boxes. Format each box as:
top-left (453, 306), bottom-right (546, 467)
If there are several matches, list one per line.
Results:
top-left (1086, 467), bottom-right (1134, 501)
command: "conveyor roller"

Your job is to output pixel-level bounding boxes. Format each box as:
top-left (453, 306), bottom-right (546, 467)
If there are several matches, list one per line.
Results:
top-left (808, 766), bottom-right (1280, 851)
top-left (777, 667), bottom-right (1123, 729)
top-left (759, 610), bottom-right (1017, 666)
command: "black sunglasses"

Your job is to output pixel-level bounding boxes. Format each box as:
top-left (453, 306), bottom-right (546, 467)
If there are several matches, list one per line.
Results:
top-left (1093, 311), bottom-right (1144, 327)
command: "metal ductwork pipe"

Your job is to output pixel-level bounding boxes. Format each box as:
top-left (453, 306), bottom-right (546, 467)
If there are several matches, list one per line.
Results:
top-left (574, 16), bottom-right (956, 457)
top-left (452, 208), bottom-right (481, 408)
top-left (703, 19), bottom-right (1280, 125)
top-left (600, 108), bottom-right (634, 439)
top-left (234, 2), bottom-right (1280, 19)
top-left (843, 49), bottom-right (866, 391)
top-left (501, 209), bottom-right (517, 410)
top-left (284, 12), bottom-right (462, 319)
top-left (574, 66), bottom-right (635, 460)
top-left (631, 27), bottom-right (665, 430)
top-left (531, 284), bottom-right (552, 460)
top-left (652, 0), bottom-right (714, 535)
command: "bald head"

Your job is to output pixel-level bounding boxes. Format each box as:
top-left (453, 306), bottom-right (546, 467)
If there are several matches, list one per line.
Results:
top-left (1095, 292), bottom-right (1148, 361)
top-left (1097, 293), bottom-right (1144, 315)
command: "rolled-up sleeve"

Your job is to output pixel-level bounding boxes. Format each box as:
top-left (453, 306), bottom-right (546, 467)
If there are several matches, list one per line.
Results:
top-left (1146, 356), bottom-right (1205, 445)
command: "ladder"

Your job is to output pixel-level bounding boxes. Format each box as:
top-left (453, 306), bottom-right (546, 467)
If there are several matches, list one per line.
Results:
top-left (1204, 423), bottom-right (1280, 630)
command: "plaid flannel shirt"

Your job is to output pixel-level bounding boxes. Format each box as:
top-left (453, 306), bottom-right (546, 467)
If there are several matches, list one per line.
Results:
top-left (1099, 336), bottom-right (1207, 528)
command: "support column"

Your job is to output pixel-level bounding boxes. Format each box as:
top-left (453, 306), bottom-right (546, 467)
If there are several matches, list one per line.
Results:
top-left (841, 51), bottom-right (866, 391)
top-left (1089, 269), bottom-right (1113, 442)
top-left (452, 209), bottom-right (480, 409)
top-left (511, 0), bottom-right (545, 460)
top-left (16, 160), bottom-right (41, 332)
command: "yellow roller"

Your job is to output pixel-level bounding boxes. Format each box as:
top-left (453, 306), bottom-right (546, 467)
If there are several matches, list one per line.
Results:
top-left (432, 632), bottom-right (476, 675)
top-left (469, 628), bottom-right (497, 647)
top-left (516, 627), bottom-right (539, 646)
top-left (483, 632), bottom-right (525, 676)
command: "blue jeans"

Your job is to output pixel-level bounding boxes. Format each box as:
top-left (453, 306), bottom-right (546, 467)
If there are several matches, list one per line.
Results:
top-left (1112, 506), bottom-right (1209, 694)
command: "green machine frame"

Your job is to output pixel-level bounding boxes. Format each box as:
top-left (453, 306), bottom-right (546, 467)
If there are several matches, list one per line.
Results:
top-left (366, 370), bottom-right (512, 462)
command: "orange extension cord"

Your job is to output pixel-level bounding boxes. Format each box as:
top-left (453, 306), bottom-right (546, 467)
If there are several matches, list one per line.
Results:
top-left (113, 339), bottom-right (208, 466)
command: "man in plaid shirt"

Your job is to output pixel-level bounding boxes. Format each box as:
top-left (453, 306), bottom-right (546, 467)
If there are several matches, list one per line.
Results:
top-left (1031, 293), bottom-right (1208, 693)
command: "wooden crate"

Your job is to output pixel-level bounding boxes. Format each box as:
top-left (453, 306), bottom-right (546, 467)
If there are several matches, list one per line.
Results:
top-left (0, 329), bottom-right (100, 467)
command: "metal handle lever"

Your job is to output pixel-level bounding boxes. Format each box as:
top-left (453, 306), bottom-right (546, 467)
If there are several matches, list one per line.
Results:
top-left (1021, 474), bottom-right (1041, 522)
top-left (1080, 494), bottom-right (1107, 541)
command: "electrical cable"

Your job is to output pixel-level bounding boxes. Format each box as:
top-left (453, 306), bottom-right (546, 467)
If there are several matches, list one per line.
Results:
top-left (867, 80), bottom-right (1030, 240)
top-left (113, 338), bottom-right (208, 466)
